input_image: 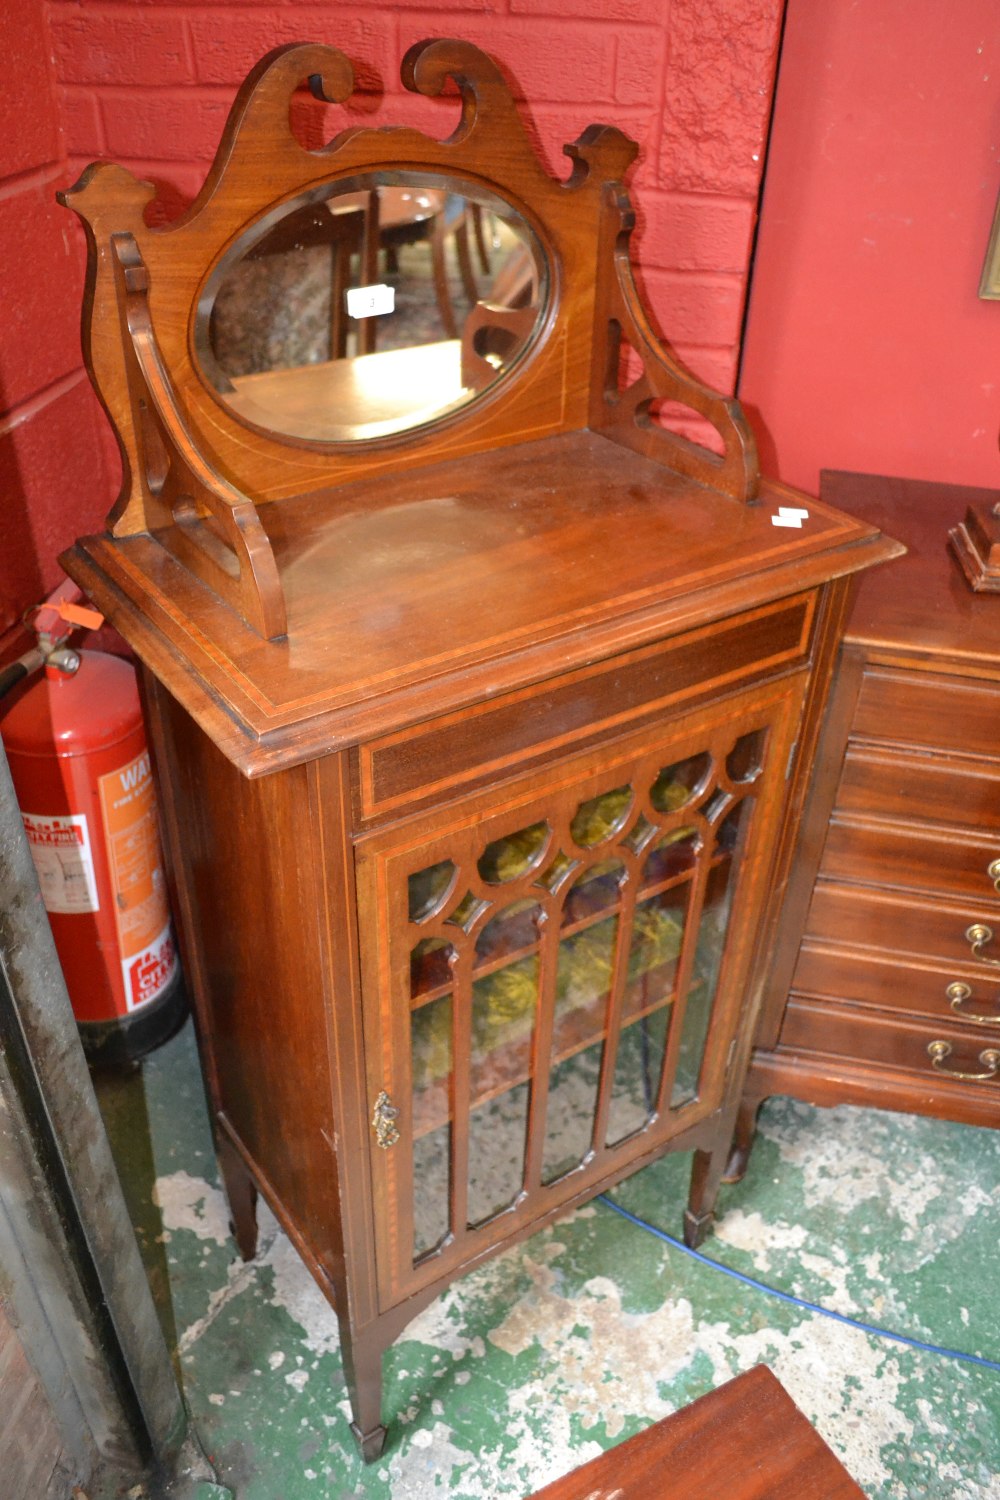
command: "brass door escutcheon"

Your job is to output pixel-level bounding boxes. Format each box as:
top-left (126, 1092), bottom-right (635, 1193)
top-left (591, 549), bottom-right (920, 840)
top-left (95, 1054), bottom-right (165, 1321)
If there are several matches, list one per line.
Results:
top-left (372, 1090), bottom-right (400, 1149)
top-left (946, 980), bottom-right (1000, 1026)
top-left (927, 1039), bottom-right (1000, 1081)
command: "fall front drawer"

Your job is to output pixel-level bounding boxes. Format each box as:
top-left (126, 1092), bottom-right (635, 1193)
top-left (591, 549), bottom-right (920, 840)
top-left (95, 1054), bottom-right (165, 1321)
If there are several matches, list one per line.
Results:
top-left (793, 941), bottom-right (1000, 1027)
top-left (805, 883), bottom-right (1000, 967)
top-left (779, 995), bottom-right (1000, 1090)
top-left (852, 667), bottom-right (1000, 759)
top-left (836, 746), bottom-right (1000, 831)
top-left (356, 594), bottom-right (815, 823)
top-left (820, 818), bottom-right (1000, 903)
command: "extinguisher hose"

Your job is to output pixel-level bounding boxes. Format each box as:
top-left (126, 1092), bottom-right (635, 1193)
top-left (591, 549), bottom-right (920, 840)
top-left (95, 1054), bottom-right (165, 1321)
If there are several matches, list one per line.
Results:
top-left (0, 647), bottom-right (45, 702)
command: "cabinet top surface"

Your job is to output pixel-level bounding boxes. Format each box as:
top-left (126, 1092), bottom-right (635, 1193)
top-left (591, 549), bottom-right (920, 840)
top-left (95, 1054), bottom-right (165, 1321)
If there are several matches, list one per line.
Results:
top-left (69, 432), bottom-right (895, 771)
top-left (821, 470), bottom-right (1000, 671)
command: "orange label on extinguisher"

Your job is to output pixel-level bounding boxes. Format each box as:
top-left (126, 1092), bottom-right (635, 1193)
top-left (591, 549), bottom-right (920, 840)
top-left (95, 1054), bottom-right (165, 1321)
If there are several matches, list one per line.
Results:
top-left (98, 750), bottom-right (178, 1012)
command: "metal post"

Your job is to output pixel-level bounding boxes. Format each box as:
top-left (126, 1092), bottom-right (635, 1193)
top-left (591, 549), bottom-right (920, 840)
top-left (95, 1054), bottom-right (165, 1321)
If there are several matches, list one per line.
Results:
top-left (0, 736), bottom-right (225, 1494)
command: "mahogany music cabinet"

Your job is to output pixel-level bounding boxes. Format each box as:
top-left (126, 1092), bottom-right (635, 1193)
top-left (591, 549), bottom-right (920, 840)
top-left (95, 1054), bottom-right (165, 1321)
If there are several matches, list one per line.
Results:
top-left (731, 470), bottom-right (1000, 1176)
top-left (59, 42), bottom-right (898, 1457)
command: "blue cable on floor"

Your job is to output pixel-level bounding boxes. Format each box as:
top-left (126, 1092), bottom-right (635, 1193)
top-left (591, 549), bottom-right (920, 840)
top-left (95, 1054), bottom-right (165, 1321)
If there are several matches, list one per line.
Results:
top-left (598, 1193), bottom-right (1000, 1373)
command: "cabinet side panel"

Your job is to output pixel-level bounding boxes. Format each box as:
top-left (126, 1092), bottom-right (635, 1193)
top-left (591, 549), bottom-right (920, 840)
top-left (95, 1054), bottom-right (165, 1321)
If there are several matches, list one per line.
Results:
top-left (145, 676), bottom-right (347, 1295)
top-left (748, 588), bottom-right (862, 1050)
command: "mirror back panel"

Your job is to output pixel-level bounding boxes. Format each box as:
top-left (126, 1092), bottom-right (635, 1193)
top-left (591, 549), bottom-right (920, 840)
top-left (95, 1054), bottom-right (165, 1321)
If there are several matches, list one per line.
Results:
top-left (61, 40), bottom-right (640, 525)
top-left (197, 172), bottom-right (550, 445)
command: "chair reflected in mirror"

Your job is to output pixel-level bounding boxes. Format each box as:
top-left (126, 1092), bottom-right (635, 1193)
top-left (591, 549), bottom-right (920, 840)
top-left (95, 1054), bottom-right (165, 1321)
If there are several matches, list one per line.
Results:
top-left (461, 240), bottom-right (539, 389)
top-left (204, 183), bottom-right (544, 442)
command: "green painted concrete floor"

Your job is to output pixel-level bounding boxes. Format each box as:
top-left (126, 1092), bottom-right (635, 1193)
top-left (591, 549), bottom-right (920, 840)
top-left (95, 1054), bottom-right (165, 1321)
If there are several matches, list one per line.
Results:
top-left (94, 1019), bottom-right (1000, 1499)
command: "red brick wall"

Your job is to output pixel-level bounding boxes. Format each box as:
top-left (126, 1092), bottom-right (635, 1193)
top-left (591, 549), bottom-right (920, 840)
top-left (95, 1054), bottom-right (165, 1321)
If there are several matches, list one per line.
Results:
top-left (4, 0), bottom-right (783, 627)
top-left (0, 3), bottom-right (113, 634)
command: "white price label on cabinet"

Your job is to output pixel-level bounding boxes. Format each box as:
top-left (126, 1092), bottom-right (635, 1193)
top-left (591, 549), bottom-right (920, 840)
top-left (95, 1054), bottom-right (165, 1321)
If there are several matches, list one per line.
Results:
top-left (770, 506), bottom-right (811, 529)
top-left (346, 283), bottom-right (396, 320)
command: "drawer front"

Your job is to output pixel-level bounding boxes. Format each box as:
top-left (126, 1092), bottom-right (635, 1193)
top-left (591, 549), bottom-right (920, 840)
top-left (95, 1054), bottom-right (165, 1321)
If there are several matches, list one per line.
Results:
top-left (793, 941), bottom-right (1000, 1027)
top-left (820, 818), bottom-right (1000, 904)
top-left (779, 996), bottom-right (1000, 1095)
top-left (357, 594), bottom-right (814, 820)
top-left (852, 667), bottom-right (1000, 759)
top-left (837, 746), bottom-right (1000, 832)
top-left (805, 882), bottom-right (1000, 967)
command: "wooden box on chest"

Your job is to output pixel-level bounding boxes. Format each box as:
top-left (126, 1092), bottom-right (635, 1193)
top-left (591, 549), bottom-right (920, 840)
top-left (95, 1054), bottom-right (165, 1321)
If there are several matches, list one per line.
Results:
top-left (58, 42), bottom-right (899, 1457)
top-left (731, 471), bottom-right (1000, 1179)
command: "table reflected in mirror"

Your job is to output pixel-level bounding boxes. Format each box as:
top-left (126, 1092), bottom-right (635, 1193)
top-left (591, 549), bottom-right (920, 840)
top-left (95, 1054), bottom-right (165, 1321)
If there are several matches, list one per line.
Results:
top-left (195, 177), bottom-right (548, 443)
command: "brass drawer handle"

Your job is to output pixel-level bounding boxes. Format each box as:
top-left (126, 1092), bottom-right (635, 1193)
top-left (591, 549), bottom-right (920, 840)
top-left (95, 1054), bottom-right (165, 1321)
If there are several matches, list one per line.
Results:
top-left (989, 858), bottom-right (1000, 893)
top-left (927, 1039), bottom-right (1000, 1081)
top-left (372, 1090), bottom-right (400, 1149)
top-left (946, 981), bottom-right (1000, 1026)
top-left (965, 923), bottom-right (1000, 966)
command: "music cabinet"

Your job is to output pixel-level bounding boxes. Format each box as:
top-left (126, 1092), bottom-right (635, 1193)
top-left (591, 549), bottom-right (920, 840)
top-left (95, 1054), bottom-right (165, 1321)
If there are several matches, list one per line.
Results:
top-left (59, 41), bottom-right (899, 1457)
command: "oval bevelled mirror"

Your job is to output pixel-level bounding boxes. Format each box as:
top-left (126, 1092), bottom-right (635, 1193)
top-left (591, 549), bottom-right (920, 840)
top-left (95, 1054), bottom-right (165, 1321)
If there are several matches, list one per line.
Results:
top-left (194, 173), bottom-right (549, 444)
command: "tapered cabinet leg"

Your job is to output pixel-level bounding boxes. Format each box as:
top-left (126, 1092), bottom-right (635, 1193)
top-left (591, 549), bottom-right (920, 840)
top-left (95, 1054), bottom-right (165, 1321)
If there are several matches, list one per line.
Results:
top-left (341, 1322), bottom-right (387, 1463)
top-left (216, 1133), bottom-right (259, 1262)
top-left (684, 1138), bottom-right (730, 1249)
top-left (723, 1092), bottom-right (766, 1185)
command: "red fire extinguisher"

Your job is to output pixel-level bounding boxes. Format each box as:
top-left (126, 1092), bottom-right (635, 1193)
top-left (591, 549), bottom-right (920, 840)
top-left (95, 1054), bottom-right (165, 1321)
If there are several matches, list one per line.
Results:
top-left (1, 582), bottom-right (186, 1066)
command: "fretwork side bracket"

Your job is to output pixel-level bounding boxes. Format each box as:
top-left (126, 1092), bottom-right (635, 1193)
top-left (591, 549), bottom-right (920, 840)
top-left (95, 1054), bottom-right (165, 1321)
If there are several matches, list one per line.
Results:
top-left (589, 184), bottom-right (760, 505)
top-left (111, 234), bottom-right (286, 641)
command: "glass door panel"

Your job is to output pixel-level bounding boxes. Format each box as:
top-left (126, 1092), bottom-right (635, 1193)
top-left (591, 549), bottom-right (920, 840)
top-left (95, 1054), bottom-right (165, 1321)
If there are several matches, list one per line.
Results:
top-left (650, 752), bottom-right (711, 811)
top-left (605, 876), bottom-right (691, 1145)
top-left (540, 864), bottom-right (623, 1183)
top-left (570, 784), bottom-right (634, 846)
top-left (641, 826), bottom-right (698, 887)
top-left (408, 859), bottom-right (457, 922)
top-left (363, 675), bottom-right (805, 1303)
top-left (671, 800), bottom-right (750, 1107)
top-left (477, 821), bottom-right (550, 883)
top-left (726, 728), bottom-right (766, 784)
top-left (561, 857), bottom-right (624, 925)
top-left (467, 1083), bottom-right (532, 1226)
top-left (467, 900), bottom-right (542, 1225)
top-left (410, 985), bottom-right (453, 1259)
top-left (604, 1007), bottom-right (669, 1146)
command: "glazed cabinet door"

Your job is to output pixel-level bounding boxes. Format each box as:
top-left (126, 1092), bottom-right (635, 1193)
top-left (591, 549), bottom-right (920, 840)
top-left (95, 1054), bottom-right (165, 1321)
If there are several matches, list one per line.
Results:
top-left (356, 673), bottom-right (806, 1310)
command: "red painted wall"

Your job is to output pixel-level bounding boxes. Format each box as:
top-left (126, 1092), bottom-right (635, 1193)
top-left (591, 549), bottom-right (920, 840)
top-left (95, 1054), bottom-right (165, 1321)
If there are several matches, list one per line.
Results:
top-left (739, 0), bottom-right (1000, 496)
top-left (2, 0), bottom-right (782, 634)
top-left (0, 2), bottom-right (112, 635)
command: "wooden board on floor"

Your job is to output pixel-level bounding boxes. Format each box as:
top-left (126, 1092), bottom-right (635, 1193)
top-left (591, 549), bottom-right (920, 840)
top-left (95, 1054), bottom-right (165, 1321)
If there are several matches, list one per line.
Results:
top-left (526, 1364), bottom-right (866, 1500)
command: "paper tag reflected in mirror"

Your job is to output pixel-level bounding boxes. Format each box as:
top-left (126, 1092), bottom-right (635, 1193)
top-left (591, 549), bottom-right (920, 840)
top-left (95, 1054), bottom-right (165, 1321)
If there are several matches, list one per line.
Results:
top-left (346, 284), bottom-right (396, 320)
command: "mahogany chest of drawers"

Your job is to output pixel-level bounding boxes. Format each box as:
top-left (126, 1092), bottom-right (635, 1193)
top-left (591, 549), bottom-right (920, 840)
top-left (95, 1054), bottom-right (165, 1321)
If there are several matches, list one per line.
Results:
top-left (732, 470), bottom-right (1000, 1171)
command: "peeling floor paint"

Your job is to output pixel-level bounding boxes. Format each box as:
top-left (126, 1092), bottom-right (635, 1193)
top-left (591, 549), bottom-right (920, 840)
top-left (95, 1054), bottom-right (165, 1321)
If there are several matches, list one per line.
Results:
top-left (152, 1169), bottom-right (232, 1245)
top-left (92, 1022), bottom-right (1000, 1499)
